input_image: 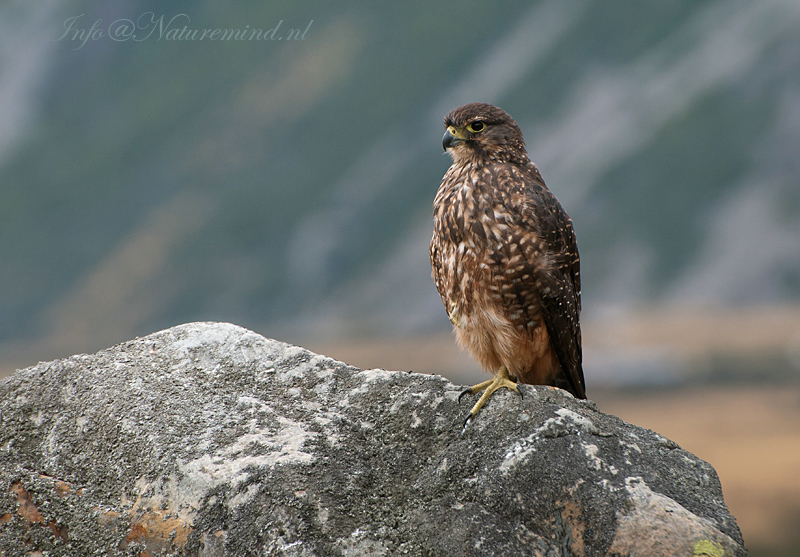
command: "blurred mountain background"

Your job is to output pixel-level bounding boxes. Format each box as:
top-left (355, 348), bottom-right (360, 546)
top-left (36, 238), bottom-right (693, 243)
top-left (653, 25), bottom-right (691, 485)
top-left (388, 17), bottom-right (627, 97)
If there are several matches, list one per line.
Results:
top-left (1, 1), bottom-right (799, 553)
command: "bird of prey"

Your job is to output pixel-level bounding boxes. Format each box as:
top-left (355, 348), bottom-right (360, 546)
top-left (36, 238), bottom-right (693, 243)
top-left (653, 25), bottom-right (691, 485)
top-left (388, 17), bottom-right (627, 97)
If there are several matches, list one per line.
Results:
top-left (430, 103), bottom-right (586, 428)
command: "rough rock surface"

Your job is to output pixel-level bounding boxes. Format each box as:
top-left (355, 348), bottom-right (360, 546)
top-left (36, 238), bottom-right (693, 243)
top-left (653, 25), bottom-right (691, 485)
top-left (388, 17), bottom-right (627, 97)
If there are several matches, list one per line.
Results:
top-left (0, 322), bottom-right (746, 556)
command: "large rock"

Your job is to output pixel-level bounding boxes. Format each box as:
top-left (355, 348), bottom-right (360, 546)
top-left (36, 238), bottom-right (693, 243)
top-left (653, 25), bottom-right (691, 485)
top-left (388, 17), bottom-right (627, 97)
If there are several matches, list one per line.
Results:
top-left (0, 322), bottom-right (746, 556)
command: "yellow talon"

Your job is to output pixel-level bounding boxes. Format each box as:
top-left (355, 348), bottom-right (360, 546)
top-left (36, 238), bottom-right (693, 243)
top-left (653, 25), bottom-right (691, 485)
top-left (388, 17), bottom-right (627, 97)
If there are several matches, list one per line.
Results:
top-left (459, 366), bottom-right (522, 431)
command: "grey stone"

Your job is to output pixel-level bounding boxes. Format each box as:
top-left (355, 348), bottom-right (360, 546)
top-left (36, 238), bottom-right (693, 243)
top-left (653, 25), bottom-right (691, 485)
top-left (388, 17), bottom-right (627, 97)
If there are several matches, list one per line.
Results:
top-left (0, 322), bottom-right (746, 556)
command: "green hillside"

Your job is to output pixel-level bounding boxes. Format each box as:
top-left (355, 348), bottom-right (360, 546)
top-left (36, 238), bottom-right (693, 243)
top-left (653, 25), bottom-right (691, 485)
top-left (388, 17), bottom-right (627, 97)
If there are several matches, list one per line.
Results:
top-left (1, 0), bottom-right (799, 363)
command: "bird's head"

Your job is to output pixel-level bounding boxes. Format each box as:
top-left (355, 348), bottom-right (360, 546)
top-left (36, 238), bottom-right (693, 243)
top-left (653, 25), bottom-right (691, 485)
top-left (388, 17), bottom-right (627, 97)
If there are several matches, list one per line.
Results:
top-left (442, 103), bottom-right (528, 165)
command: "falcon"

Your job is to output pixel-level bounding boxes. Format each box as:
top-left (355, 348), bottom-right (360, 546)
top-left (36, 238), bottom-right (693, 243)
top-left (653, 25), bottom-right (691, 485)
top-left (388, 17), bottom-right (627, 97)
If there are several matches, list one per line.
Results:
top-left (430, 103), bottom-right (586, 428)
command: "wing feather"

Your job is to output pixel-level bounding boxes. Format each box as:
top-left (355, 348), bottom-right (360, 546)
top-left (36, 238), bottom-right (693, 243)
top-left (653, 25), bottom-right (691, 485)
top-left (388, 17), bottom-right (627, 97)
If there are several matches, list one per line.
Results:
top-left (495, 165), bottom-right (586, 398)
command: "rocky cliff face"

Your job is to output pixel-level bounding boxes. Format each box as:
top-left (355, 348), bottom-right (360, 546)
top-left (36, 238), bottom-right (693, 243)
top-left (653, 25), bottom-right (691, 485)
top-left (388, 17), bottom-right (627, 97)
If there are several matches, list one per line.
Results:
top-left (0, 322), bottom-right (746, 556)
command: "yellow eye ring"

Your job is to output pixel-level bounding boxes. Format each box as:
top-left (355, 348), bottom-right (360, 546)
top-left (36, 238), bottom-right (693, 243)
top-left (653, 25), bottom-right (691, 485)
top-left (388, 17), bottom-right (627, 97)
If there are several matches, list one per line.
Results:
top-left (466, 121), bottom-right (485, 133)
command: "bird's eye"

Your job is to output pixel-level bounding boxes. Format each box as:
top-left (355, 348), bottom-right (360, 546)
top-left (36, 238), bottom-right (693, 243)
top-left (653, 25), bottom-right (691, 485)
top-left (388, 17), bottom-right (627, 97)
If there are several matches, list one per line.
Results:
top-left (466, 121), bottom-right (485, 133)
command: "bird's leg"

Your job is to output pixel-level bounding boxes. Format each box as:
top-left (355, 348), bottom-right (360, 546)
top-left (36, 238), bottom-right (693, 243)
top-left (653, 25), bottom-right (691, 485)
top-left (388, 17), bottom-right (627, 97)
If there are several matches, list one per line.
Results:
top-left (458, 365), bottom-right (522, 431)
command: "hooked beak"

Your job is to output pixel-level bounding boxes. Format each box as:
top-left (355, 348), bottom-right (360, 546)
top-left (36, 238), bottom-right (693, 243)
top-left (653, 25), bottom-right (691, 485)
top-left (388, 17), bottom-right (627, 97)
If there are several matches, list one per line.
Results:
top-left (442, 126), bottom-right (464, 150)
